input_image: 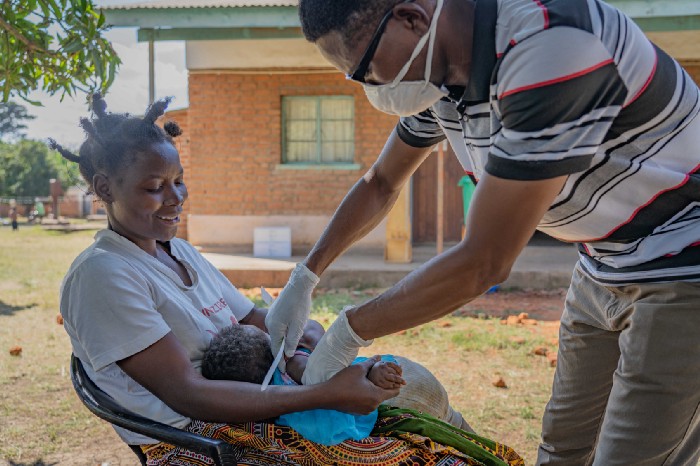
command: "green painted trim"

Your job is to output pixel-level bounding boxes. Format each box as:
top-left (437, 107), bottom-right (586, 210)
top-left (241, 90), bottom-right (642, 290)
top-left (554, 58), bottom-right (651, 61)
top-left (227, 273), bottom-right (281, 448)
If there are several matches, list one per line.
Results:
top-left (103, 6), bottom-right (300, 29)
top-left (137, 27), bottom-right (303, 42)
top-left (608, 0), bottom-right (700, 19)
top-left (633, 16), bottom-right (700, 32)
top-left (274, 163), bottom-right (362, 171)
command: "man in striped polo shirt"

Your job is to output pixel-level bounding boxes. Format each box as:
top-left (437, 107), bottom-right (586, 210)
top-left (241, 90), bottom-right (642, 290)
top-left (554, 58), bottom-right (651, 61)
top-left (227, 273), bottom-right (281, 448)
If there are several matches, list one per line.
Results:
top-left (264, 0), bottom-right (700, 463)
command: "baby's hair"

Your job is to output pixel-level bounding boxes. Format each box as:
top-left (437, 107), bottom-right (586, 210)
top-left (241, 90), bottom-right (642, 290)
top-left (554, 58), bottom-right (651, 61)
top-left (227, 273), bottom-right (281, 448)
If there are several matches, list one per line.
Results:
top-left (201, 325), bottom-right (274, 385)
top-left (47, 93), bottom-right (182, 193)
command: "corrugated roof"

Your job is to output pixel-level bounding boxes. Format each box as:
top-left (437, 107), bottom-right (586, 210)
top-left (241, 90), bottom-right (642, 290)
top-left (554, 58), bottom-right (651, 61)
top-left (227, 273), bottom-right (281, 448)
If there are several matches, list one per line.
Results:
top-left (99, 0), bottom-right (297, 9)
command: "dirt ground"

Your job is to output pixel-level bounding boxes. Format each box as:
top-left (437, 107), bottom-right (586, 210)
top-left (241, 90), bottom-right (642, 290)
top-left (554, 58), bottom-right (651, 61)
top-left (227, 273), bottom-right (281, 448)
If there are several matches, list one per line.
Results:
top-left (455, 288), bottom-right (567, 321)
top-left (2, 288), bottom-right (567, 466)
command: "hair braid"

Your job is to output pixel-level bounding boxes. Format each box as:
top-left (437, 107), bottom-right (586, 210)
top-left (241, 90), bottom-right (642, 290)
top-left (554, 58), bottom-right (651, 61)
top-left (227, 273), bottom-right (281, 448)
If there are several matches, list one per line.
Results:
top-left (48, 94), bottom-right (183, 194)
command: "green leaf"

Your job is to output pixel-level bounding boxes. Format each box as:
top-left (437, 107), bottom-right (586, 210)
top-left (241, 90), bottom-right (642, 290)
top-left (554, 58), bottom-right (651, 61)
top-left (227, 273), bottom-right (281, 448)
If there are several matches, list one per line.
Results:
top-left (91, 49), bottom-right (103, 79)
top-left (61, 37), bottom-right (82, 53)
top-left (105, 58), bottom-right (116, 90)
top-left (1, 0), bottom-right (120, 103)
top-left (38, 1), bottom-right (51, 19)
top-left (45, 0), bottom-right (62, 21)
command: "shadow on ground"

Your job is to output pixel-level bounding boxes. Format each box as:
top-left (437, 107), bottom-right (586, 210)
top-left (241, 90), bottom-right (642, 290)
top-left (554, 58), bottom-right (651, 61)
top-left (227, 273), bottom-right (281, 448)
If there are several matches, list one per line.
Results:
top-left (0, 300), bottom-right (38, 316)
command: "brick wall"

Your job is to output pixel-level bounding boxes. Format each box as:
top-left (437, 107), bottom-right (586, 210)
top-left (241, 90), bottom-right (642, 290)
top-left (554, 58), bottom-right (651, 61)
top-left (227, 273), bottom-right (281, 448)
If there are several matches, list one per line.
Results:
top-left (181, 62), bottom-right (700, 244)
top-left (160, 108), bottom-right (190, 239)
top-left (185, 72), bottom-right (397, 220)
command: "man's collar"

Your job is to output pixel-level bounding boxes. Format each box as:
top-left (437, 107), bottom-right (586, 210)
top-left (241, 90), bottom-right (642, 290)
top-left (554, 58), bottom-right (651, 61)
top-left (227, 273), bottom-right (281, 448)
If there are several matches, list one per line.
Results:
top-left (457, 0), bottom-right (498, 113)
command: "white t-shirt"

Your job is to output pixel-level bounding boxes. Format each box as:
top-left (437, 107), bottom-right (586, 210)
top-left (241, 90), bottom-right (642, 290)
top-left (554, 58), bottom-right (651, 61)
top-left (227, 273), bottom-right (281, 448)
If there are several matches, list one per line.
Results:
top-left (60, 229), bottom-right (254, 445)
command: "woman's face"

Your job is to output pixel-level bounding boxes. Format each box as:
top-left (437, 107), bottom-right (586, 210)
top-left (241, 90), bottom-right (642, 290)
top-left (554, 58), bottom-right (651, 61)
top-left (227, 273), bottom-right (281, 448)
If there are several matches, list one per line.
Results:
top-left (102, 141), bottom-right (188, 253)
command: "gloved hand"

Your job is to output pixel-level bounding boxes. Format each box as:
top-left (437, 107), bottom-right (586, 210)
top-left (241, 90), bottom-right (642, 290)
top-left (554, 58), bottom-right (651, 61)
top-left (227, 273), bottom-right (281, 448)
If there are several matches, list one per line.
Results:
top-left (265, 263), bottom-right (319, 371)
top-left (302, 306), bottom-right (374, 385)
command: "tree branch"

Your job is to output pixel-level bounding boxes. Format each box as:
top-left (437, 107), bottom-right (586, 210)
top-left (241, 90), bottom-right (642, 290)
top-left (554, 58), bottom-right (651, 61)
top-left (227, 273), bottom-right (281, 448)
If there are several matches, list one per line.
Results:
top-left (0, 14), bottom-right (51, 55)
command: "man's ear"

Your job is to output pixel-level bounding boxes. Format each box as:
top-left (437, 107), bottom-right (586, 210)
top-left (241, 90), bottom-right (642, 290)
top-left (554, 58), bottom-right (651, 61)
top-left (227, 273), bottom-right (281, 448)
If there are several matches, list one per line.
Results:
top-left (392, 1), bottom-right (432, 36)
top-left (93, 174), bottom-right (113, 204)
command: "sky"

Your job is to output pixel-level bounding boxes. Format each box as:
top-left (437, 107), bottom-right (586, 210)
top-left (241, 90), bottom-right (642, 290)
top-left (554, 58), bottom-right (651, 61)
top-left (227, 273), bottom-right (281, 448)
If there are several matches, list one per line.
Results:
top-left (21, 27), bottom-right (189, 148)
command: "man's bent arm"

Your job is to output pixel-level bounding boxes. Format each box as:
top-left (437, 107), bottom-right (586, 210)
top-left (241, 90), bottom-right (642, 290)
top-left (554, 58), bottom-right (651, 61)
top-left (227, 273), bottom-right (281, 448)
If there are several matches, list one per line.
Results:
top-left (347, 172), bottom-right (569, 339)
top-left (304, 129), bottom-right (434, 276)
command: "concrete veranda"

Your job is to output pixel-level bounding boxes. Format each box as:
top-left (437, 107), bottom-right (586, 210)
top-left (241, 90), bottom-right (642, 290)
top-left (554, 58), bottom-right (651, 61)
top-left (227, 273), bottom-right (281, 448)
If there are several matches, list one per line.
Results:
top-left (203, 235), bottom-right (579, 290)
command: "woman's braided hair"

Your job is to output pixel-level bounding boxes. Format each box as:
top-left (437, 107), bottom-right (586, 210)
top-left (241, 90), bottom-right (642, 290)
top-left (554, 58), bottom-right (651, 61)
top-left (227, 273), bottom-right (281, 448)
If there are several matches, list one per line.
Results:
top-left (48, 93), bottom-right (182, 193)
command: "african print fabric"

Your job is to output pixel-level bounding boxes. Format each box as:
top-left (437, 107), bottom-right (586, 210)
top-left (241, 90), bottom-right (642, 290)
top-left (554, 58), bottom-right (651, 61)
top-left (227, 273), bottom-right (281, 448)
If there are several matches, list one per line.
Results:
top-left (374, 406), bottom-right (523, 466)
top-left (141, 409), bottom-right (523, 465)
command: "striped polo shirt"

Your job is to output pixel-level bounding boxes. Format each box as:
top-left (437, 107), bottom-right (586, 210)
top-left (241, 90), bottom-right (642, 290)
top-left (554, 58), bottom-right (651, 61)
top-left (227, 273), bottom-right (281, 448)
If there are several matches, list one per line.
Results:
top-left (397, 0), bottom-right (700, 285)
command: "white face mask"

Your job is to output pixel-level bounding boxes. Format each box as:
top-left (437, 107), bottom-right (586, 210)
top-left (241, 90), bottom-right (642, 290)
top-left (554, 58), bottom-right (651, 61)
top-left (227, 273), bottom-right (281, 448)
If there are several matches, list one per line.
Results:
top-left (363, 0), bottom-right (447, 117)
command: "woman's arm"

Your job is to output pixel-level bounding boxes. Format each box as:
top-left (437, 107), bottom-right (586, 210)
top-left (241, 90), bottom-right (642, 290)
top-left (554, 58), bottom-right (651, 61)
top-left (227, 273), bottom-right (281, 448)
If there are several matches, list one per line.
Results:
top-left (118, 332), bottom-right (398, 422)
top-left (239, 306), bottom-right (268, 330)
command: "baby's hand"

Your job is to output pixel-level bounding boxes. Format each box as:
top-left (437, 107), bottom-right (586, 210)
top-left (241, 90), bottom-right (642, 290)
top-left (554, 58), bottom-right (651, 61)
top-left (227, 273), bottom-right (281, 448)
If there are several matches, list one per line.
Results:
top-left (368, 360), bottom-right (405, 389)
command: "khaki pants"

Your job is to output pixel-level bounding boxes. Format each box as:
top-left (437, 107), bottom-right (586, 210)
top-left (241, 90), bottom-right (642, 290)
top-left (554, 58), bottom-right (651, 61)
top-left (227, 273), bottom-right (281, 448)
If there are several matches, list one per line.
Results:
top-left (537, 263), bottom-right (700, 466)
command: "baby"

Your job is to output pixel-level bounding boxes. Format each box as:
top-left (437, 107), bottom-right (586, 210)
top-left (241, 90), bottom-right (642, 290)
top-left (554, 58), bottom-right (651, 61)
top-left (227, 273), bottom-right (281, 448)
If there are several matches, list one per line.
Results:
top-left (202, 323), bottom-right (472, 443)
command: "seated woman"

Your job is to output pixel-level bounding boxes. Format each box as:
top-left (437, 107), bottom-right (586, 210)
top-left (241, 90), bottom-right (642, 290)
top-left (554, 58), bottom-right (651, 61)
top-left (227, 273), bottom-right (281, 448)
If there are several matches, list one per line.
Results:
top-left (53, 94), bottom-right (522, 466)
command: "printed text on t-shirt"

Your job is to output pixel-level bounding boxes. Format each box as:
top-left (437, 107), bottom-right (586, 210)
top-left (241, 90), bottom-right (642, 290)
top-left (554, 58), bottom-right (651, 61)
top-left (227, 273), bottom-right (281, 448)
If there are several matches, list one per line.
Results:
top-left (201, 298), bottom-right (228, 317)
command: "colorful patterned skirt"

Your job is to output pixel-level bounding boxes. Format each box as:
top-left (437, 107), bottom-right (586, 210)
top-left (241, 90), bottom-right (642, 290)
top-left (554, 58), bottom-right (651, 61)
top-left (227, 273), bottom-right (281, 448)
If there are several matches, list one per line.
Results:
top-left (142, 407), bottom-right (524, 466)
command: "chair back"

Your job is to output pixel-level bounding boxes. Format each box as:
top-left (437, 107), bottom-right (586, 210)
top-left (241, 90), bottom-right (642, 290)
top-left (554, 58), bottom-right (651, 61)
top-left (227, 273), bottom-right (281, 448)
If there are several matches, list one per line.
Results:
top-left (70, 354), bottom-right (240, 466)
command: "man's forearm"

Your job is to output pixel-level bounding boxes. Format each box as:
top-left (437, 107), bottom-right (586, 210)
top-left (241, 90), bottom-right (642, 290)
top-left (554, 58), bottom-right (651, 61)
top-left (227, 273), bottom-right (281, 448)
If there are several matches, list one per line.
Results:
top-left (345, 173), bottom-right (569, 341)
top-left (304, 130), bottom-right (434, 276)
top-left (346, 239), bottom-right (507, 340)
top-left (304, 176), bottom-right (400, 276)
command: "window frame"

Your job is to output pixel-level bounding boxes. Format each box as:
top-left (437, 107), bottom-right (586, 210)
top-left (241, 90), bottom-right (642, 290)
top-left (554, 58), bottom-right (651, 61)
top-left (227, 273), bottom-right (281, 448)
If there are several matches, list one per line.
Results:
top-left (281, 95), bottom-right (355, 166)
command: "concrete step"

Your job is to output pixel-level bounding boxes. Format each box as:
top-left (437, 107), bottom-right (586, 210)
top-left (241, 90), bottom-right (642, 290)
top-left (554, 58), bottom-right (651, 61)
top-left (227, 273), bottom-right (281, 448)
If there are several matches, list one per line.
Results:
top-left (204, 243), bottom-right (579, 290)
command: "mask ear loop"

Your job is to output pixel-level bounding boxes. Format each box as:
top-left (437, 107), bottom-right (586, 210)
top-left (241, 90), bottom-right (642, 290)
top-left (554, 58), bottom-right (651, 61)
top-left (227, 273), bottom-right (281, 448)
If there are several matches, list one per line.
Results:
top-left (389, 0), bottom-right (444, 89)
top-left (424, 0), bottom-right (443, 85)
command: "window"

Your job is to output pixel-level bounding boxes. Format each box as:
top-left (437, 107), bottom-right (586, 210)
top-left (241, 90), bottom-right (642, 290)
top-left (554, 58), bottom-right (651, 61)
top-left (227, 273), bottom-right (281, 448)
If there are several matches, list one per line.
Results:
top-left (282, 96), bottom-right (354, 165)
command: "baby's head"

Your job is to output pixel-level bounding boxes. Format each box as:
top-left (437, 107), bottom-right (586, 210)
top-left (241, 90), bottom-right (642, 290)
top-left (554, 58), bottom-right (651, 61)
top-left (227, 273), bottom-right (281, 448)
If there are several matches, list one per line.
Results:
top-left (201, 325), bottom-right (273, 384)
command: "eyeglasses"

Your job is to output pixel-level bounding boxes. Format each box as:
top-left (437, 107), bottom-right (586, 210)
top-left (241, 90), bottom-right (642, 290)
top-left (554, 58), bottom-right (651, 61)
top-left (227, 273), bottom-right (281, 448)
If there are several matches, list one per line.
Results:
top-left (346, 0), bottom-right (413, 83)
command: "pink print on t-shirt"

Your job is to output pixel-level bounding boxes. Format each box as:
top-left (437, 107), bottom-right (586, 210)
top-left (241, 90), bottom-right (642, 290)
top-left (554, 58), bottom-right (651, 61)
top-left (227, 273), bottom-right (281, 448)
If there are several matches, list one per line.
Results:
top-left (200, 298), bottom-right (228, 317)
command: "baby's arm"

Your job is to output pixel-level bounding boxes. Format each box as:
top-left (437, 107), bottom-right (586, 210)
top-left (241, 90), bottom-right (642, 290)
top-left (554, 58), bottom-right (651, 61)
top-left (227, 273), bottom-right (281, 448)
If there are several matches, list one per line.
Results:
top-left (367, 360), bottom-right (405, 389)
top-left (286, 319), bottom-right (325, 384)
top-left (297, 319), bottom-right (325, 351)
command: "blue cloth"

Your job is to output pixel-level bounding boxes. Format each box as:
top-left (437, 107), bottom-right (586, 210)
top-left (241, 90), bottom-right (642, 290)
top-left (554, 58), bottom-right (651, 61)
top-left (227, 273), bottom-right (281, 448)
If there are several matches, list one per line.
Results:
top-left (273, 355), bottom-right (396, 445)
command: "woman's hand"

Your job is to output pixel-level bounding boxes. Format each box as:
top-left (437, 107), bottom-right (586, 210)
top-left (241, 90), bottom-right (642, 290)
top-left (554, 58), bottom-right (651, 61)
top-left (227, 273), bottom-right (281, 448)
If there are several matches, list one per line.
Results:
top-left (324, 356), bottom-right (401, 415)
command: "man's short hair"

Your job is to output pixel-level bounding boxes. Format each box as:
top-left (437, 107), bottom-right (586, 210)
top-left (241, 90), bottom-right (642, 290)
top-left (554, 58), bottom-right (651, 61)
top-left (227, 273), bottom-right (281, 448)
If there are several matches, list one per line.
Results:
top-left (298, 0), bottom-right (400, 44)
top-left (201, 325), bottom-right (273, 384)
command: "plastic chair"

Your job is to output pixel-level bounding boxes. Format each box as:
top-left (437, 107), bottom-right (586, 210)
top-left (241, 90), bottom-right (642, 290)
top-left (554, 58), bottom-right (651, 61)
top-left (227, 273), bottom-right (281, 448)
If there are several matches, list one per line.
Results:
top-left (70, 354), bottom-right (240, 466)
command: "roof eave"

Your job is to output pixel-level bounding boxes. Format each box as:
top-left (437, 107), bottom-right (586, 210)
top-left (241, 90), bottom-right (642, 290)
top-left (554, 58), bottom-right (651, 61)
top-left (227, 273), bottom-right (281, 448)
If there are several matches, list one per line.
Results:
top-left (101, 0), bottom-right (700, 37)
top-left (102, 6), bottom-right (300, 29)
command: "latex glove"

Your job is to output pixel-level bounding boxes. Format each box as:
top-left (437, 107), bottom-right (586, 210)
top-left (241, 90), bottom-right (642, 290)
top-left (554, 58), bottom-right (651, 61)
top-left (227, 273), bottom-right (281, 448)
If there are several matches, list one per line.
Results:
top-left (265, 263), bottom-right (319, 370)
top-left (302, 306), bottom-right (373, 385)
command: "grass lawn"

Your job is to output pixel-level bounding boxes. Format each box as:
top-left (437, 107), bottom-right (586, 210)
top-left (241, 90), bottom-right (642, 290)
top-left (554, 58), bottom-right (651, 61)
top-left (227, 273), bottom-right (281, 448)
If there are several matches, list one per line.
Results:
top-left (0, 225), bottom-right (562, 465)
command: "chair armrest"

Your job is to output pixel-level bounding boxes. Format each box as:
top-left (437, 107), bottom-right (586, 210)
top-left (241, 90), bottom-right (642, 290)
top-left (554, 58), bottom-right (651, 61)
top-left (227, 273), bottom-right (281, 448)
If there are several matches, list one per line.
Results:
top-left (70, 354), bottom-right (239, 466)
